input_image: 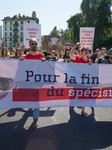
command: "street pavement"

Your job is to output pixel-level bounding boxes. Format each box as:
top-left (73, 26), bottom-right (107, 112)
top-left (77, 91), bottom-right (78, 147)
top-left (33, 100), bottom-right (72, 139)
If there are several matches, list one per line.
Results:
top-left (0, 107), bottom-right (112, 150)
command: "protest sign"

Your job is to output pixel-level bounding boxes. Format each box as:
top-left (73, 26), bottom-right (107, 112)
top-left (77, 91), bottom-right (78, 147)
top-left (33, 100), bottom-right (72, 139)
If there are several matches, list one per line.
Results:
top-left (80, 27), bottom-right (95, 49)
top-left (0, 59), bottom-right (112, 110)
top-left (23, 23), bottom-right (41, 48)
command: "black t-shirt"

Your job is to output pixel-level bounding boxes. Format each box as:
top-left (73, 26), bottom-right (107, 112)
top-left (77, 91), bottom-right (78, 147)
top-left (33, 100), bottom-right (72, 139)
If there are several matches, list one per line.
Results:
top-left (96, 55), bottom-right (110, 64)
top-left (44, 51), bottom-right (50, 58)
top-left (46, 56), bottom-right (57, 61)
top-left (108, 56), bottom-right (112, 64)
top-left (91, 53), bottom-right (98, 63)
top-left (24, 49), bottom-right (29, 54)
top-left (63, 54), bottom-right (70, 63)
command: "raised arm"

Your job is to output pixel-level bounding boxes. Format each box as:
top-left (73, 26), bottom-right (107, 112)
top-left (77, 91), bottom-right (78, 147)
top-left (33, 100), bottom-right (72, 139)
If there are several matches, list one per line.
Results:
top-left (69, 43), bottom-right (80, 60)
top-left (56, 49), bottom-right (60, 60)
top-left (88, 46), bottom-right (93, 58)
top-left (95, 54), bottom-right (100, 63)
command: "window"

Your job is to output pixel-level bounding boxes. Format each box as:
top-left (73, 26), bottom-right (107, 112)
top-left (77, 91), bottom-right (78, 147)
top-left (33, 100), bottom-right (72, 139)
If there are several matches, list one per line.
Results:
top-left (21, 26), bottom-right (23, 30)
top-left (28, 20), bottom-right (30, 23)
top-left (10, 38), bottom-right (12, 41)
top-left (5, 32), bottom-right (7, 36)
top-left (15, 38), bottom-right (17, 42)
top-left (21, 32), bottom-right (23, 36)
top-left (5, 38), bottom-right (7, 41)
top-left (10, 43), bottom-right (12, 48)
top-left (10, 22), bottom-right (12, 25)
top-left (10, 27), bottom-right (12, 30)
top-left (10, 32), bottom-right (12, 36)
top-left (21, 21), bottom-right (23, 24)
top-left (5, 22), bottom-right (7, 25)
top-left (20, 37), bottom-right (23, 42)
top-left (5, 27), bottom-right (7, 31)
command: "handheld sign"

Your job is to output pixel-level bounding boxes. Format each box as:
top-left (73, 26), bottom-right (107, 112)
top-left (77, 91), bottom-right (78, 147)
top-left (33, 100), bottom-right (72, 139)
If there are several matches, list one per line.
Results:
top-left (80, 27), bottom-right (95, 49)
top-left (23, 23), bottom-right (41, 48)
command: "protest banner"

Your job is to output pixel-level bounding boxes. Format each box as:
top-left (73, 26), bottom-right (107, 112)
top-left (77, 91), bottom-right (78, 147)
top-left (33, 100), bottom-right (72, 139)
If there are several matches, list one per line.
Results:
top-left (0, 59), bottom-right (112, 110)
top-left (23, 23), bottom-right (41, 48)
top-left (80, 27), bottom-right (95, 49)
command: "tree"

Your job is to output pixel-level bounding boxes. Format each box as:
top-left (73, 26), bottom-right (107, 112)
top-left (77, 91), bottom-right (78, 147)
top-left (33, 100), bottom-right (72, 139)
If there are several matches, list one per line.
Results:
top-left (67, 13), bottom-right (86, 43)
top-left (49, 26), bottom-right (60, 36)
top-left (67, 0), bottom-right (112, 48)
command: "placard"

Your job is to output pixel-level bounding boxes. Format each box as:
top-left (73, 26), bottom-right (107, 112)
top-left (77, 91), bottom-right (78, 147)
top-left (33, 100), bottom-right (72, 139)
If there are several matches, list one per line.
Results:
top-left (23, 23), bottom-right (41, 48)
top-left (80, 27), bottom-right (95, 49)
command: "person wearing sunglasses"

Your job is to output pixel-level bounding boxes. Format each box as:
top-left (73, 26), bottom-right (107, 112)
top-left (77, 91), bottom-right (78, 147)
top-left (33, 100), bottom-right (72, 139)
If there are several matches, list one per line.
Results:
top-left (20, 38), bottom-right (45, 129)
top-left (46, 49), bottom-right (59, 61)
top-left (69, 43), bottom-right (92, 117)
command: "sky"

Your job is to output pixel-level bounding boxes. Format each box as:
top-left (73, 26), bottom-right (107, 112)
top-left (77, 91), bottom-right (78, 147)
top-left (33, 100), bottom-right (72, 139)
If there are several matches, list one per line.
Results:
top-left (0, 0), bottom-right (82, 36)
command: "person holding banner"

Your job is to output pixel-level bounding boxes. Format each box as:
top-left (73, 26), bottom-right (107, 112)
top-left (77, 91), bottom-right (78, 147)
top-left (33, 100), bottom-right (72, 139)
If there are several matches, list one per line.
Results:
top-left (69, 43), bottom-right (92, 117)
top-left (20, 38), bottom-right (45, 128)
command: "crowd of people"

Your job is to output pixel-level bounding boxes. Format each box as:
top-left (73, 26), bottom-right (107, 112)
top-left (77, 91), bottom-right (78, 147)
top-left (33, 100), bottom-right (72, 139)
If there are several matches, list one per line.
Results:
top-left (1, 40), bottom-right (112, 65)
top-left (0, 38), bottom-right (112, 128)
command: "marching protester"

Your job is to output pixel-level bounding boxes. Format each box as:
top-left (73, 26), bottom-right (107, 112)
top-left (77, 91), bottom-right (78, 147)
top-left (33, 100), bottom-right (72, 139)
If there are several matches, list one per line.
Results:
top-left (46, 49), bottom-right (59, 61)
top-left (20, 38), bottom-right (45, 129)
top-left (12, 48), bottom-right (23, 59)
top-left (95, 47), bottom-right (112, 64)
top-left (43, 49), bottom-right (50, 59)
top-left (69, 42), bottom-right (92, 117)
top-left (0, 47), bottom-right (10, 58)
top-left (63, 48), bottom-right (71, 63)
top-left (108, 48), bottom-right (112, 64)
top-left (10, 49), bottom-right (16, 57)
top-left (24, 48), bottom-right (30, 55)
top-left (91, 48), bottom-right (100, 63)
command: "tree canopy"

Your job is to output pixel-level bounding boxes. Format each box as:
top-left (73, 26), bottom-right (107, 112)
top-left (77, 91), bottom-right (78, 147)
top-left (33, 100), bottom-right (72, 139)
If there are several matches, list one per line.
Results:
top-left (46, 0), bottom-right (112, 49)
top-left (67, 0), bottom-right (112, 49)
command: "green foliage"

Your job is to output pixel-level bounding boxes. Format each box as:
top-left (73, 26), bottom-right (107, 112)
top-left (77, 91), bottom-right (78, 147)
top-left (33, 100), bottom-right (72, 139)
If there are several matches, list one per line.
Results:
top-left (67, 0), bottom-right (112, 48)
top-left (67, 13), bottom-right (86, 43)
top-left (49, 26), bottom-right (60, 36)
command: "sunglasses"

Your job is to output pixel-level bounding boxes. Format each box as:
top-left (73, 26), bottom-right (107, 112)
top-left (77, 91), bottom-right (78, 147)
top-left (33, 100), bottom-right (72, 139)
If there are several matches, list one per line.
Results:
top-left (52, 52), bottom-right (55, 53)
top-left (84, 49), bottom-right (89, 52)
top-left (31, 43), bottom-right (37, 46)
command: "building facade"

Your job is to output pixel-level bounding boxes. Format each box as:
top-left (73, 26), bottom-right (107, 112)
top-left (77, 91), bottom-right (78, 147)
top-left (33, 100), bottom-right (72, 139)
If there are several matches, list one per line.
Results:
top-left (0, 38), bottom-right (3, 48)
top-left (0, 26), bottom-right (2, 38)
top-left (2, 11), bottom-right (39, 49)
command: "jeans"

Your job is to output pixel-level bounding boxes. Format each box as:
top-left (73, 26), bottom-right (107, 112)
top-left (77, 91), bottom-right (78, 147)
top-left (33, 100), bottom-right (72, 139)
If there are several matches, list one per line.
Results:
top-left (33, 108), bottom-right (39, 120)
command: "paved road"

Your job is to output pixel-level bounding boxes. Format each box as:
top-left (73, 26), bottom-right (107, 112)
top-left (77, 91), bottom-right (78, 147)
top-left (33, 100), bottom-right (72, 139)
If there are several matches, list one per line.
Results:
top-left (0, 107), bottom-right (112, 150)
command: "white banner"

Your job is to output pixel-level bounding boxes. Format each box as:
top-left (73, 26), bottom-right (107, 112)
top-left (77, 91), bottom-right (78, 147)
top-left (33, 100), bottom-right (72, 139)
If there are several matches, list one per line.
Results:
top-left (80, 27), bottom-right (95, 49)
top-left (23, 23), bottom-right (41, 48)
top-left (0, 59), bottom-right (112, 110)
